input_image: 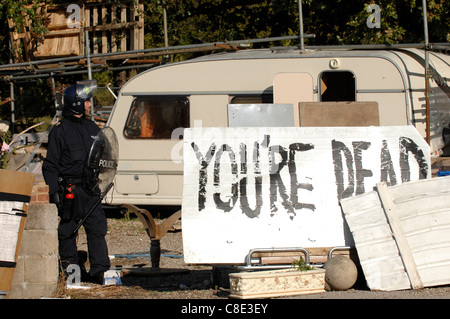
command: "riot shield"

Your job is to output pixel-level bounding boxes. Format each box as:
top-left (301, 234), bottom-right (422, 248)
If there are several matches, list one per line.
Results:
top-left (86, 126), bottom-right (119, 195)
top-left (73, 126), bottom-right (118, 234)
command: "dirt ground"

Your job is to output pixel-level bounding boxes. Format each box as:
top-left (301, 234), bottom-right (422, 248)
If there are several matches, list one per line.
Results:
top-left (59, 211), bottom-right (450, 301)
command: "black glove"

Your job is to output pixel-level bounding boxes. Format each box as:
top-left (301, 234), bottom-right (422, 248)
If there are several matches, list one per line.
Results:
top-left (49, 192), bottom-right (63, 211)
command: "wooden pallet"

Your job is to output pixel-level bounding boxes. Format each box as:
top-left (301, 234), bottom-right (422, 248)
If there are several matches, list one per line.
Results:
top-left (8, 0), bottom-right (144, 62)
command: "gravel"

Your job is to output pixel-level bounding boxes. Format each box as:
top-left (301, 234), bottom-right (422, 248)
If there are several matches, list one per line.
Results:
top-left (60, 212), bottom-right (450, 300)
top-left (62, 213), bottom-right (225, 299)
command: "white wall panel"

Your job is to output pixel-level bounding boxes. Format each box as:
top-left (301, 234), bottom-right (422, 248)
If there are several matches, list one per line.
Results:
top-left (182, 126), bottom-right (430, 264)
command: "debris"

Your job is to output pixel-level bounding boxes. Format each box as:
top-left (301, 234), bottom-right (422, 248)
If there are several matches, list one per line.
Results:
top-left (341, 177), bottom-right (450, 291)
top-left (323, 256), bottom-right (358, 291)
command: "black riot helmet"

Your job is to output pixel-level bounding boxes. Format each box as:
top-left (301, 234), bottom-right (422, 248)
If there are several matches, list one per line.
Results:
top-left (63, 80), bottom-right (97, 114)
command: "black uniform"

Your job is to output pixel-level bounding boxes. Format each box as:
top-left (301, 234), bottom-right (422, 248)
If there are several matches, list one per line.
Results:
top-left (42, 115), bottom-right (110, 280)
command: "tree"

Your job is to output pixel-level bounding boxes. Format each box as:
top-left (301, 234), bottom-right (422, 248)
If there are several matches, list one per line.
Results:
top-left (0, 0), bottom-right (49, 61)
top-left (143, 0), bottom-right (302, 61)
top-left (339, 0), bottom-right (449, 45)
top-left (143, 0), bottom-right (448, 50)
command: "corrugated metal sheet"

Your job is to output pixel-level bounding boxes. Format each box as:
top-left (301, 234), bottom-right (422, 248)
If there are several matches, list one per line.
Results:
top-left (341, 176), bottom-right (450, 291)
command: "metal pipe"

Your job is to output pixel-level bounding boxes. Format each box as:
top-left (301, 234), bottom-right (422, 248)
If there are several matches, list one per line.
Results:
top-left (422, 0), bottom-right (431, 145)
top-left (163, 4), bottom-right (168, 48)
top-left (85, 31), bottom-right (95, 120)
top-left (110, 253), bottom-right (183, 259)
top-left (0, 35), bottom-right (302, 71)
top-left (1, 40), bottom-right (446, 73)
top-left (245, 247), bottom-right (309, 268)
top-left (86, 30), bottom-right (92, 81)
top-left (107, 83), bottom-right (117, 99)
top-left (7, 63), bottom-right (158, 81)
top-left (9, 81), bottom-right (15, 134)
top-left (432, 44), bottom-right (450, 51)
top-left (307, 43), bottom-right (426, 50)
top-left (6, 63), bottom-right (103, 77)
top-left (237, 264), bottom-right (295, 271)
top-left (327, 246), bottom-right (352, 259)
top-left (298, 0), bottom-right (304, 50)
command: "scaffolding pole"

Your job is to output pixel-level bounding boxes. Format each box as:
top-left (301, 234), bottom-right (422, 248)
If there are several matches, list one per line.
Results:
top-left (85, 31), bottom-right (95, 120)
top-left (422, 0), bottom-right (431, 145)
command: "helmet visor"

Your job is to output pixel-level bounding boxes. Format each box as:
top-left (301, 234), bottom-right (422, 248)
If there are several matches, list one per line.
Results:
top-left (75, 80), bottom-right (97, 100)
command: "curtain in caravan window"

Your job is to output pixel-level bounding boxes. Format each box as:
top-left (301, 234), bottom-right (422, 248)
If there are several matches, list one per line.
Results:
top-left (124, 96), bottom-right (189, 139)
top-left (230, 94), bottom-right (274, 104)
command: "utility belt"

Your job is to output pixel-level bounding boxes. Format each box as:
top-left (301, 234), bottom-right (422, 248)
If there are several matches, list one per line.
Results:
top-left (57, 177), bottom-right (82, 221)
top-left (57, 176), bottom-right (100, 221)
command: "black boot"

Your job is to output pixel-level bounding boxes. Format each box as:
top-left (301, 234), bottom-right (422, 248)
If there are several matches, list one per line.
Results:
top-left (77, 250), bottom-right (90, 282)
top-left (89, 271), bottom-right (106, 285)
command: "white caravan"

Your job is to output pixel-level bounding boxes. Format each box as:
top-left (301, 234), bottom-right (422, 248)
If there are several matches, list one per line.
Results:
top-left (105, 47), bottom-right (450, 206)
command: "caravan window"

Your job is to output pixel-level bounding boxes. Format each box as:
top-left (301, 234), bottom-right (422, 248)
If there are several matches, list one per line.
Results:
top-left (124, 96), bottom-right (189, 139)
top-left (320, 71), bottom-right (356, 102)
top-left (231, 94), bottom-right (273, 104)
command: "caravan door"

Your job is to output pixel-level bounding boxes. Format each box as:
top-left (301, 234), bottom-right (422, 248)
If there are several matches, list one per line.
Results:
top-left (273, 73), bottom-right (314, 126)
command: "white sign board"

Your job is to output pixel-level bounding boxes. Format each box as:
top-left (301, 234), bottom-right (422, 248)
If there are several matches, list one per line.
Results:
top-left (182, 126), bottom-right (430, 264)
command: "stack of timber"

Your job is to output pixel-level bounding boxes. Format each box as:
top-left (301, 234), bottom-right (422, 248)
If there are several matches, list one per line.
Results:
top-left (8, 0), bottom-right (144, 62)
top-left (341, 176), bottom-right (450, 291)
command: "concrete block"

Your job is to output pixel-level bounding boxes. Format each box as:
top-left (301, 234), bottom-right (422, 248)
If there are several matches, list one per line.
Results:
top-left (19, 230), bottom-right (58, 257)
top-left (25, 204), bottom-right (58, 230)
top-left (9, 202), bottom-right (59, 299)
top-left (9, 283), bottom-right (57, 299)
top-left (24, 256), bottom-right (58, 284)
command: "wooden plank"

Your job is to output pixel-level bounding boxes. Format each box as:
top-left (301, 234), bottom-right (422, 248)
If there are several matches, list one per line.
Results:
top-left (85, 3), bottom-right (91, 28)
top-left (8, 17), bottom-right (24, 62)
top-left (120, 6), bottom-right (127, 50)
top-left (41, 30), bottom-right (81, 37)
top-left (299, 102), bottom-right (380, 127)
top-left (22, 10), bottom-right (33, 60)
top-left (85, 21), bottom-right (142, 31)
top-left (129, 3), bottom-right (144, 51)
top-left (110, 4), bottom-right (117, 52)
top-left (376, 182), bottom-right (424, 289)
top-left (138, 3), bottom-right (144, 50)
top-left (92, 5), bottom-right (99, 54)
top-left (101, 5), bottom-right (108, 53)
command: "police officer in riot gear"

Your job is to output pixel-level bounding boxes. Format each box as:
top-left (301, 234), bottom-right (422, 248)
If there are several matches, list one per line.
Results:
top-left (42, 81), bottom-right (110, 284)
